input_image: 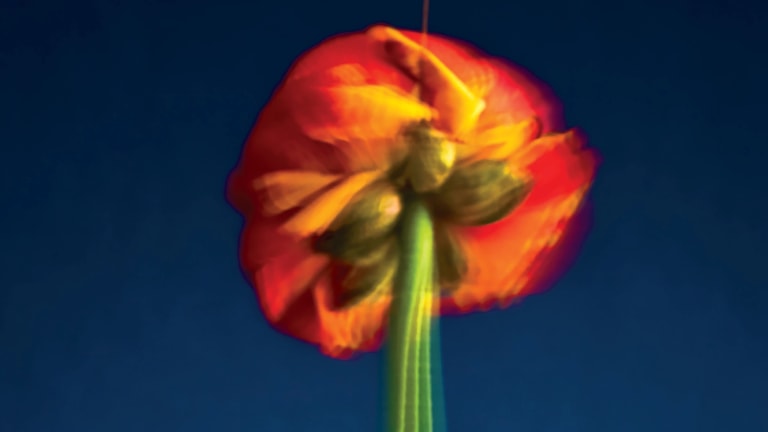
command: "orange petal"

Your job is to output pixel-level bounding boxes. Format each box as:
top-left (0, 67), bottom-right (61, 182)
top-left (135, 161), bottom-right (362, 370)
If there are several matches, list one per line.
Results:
top-left (442, 190), bottom-right (587, 313)
top-left (466, 116), bottom-right (542, 162)
top-left (519, 130), bottom-right (598, 207)
top-left (301, 84), bottom-right (432, 143)
top-left (379, 27), bottom-right (561, 135)
top-left (477, 58), bottom-right (563, 134)
top-left (280, 170), bottom-right (382, 236)
top-left (239, 215), bottom-right (388, 356)
top-left (286, 65), bottom-right (433, 171)
top-left (441, 131), bottom-right (597, 313)
top-left (254, 170), bottom-right (343, 216)
top-left (313, 271), bottom-right (391, 358)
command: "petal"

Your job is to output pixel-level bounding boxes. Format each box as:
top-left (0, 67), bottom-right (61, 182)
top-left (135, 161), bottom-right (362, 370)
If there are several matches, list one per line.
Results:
top-left (368, 26), bottom-right (486, 138)
top-left (377, 27), bottom-right (561, 135)
top-left (298, 83), bottom-right (430, 148)
top-left (465, 116), bottom-right (542, 162)
top-left (238, 215), bottom-right (329, 322)
top-left (226, 95), bottom-right (347, 215)
top-left (255, 246), bottom-right (330, 323)
top-left (516, 129), bottom-right (598, 206)
top-left (441, 133), bottom-right (598, 313)
top-left (281, 170), bottom-right (382, 237)
top-left (286, 65), bottom-right (433, 171)
top-left (240, 216), bottom-right (389, 357)
top-left (478, 58), bottom-right (563, 134)
top-left (313, 271), bottom-right (391, 358)
top-left (441, 189), bottom-right (587, 313)
top-left (254, 170), bottom-right (343, 216)
top-left (255, 260), bottom-right (391, 358)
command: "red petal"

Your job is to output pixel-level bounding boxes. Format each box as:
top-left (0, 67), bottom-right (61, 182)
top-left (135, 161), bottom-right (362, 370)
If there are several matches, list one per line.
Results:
top-left (237, 215), bottom-right (390, 357)
top-left (392, 29), bottom-right (562, 134)
top-left (441, 133), bottom-right (598, 314)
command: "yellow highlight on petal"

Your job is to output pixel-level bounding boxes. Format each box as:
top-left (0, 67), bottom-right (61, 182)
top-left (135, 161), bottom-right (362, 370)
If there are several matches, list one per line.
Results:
top-left (281, 170), bottom-right (383, 237)
top-left (510, 130), bottom-right (576, 167)
top-left (468, 116), bottom-right (541, 162)
top-left (254, 171), bottom-right (343, 216)
top-left (325, 64), bottom-right (369, 85)
top-left (300, 84), bottom-right (434, 146)
top-left (367, 26), bottom-right (486, 138)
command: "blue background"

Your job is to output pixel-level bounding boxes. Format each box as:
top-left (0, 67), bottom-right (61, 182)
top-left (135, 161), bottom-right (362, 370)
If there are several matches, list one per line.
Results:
top-left (2, 0), bottom-right (766, 430)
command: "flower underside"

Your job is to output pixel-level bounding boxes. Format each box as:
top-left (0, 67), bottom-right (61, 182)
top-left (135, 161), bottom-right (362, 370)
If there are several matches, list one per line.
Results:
top-left (228, 25), bottom-right (598, 357)
top-left (267, 120), bottom-right (535, 310)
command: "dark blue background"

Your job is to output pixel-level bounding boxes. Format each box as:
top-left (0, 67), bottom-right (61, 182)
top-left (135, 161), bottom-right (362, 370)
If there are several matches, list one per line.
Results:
top-left (2, 0), bottom-right (766, 430)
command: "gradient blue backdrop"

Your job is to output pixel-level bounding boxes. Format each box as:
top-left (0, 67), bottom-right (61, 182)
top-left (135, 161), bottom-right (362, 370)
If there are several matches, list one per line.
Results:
top-left (2, 0), bottom-right (766, 430)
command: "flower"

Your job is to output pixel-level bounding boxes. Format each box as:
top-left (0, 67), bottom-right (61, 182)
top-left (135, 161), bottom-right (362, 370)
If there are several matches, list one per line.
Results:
top-left (227, 25), bottom-right (598, 358)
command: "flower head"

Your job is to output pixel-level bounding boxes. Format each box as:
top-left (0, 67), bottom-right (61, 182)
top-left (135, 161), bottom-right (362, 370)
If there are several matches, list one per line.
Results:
top-left (228, 25), bottom-right (597, 358)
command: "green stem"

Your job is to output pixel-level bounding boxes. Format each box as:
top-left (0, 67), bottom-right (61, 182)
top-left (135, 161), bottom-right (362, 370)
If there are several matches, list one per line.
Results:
top-left (386, 195), bottom-right (444, 432)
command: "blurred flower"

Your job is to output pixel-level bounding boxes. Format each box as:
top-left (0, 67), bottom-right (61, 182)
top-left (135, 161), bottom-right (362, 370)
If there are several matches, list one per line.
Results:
top-left (228, 25), bottom-right (597, 358)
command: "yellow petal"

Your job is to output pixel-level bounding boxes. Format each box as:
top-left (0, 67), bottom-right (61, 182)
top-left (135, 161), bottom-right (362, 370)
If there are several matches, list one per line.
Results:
top-left (280, 170), bottom-right (383, 237)
top-left (313, 275), bottom-right (392, 357)
top-left (367, 26), bottom-right (486, 138)
top-left (467, 116), bottom-right (541, 162)
top-left (254, 171), bottom-right (343, 216)
top-left (307, 85), bottom-right (434, 144)
top-left (508, 130), bottom-right (575, 168)
top-left (290, 65), bottom-right (434, 170)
